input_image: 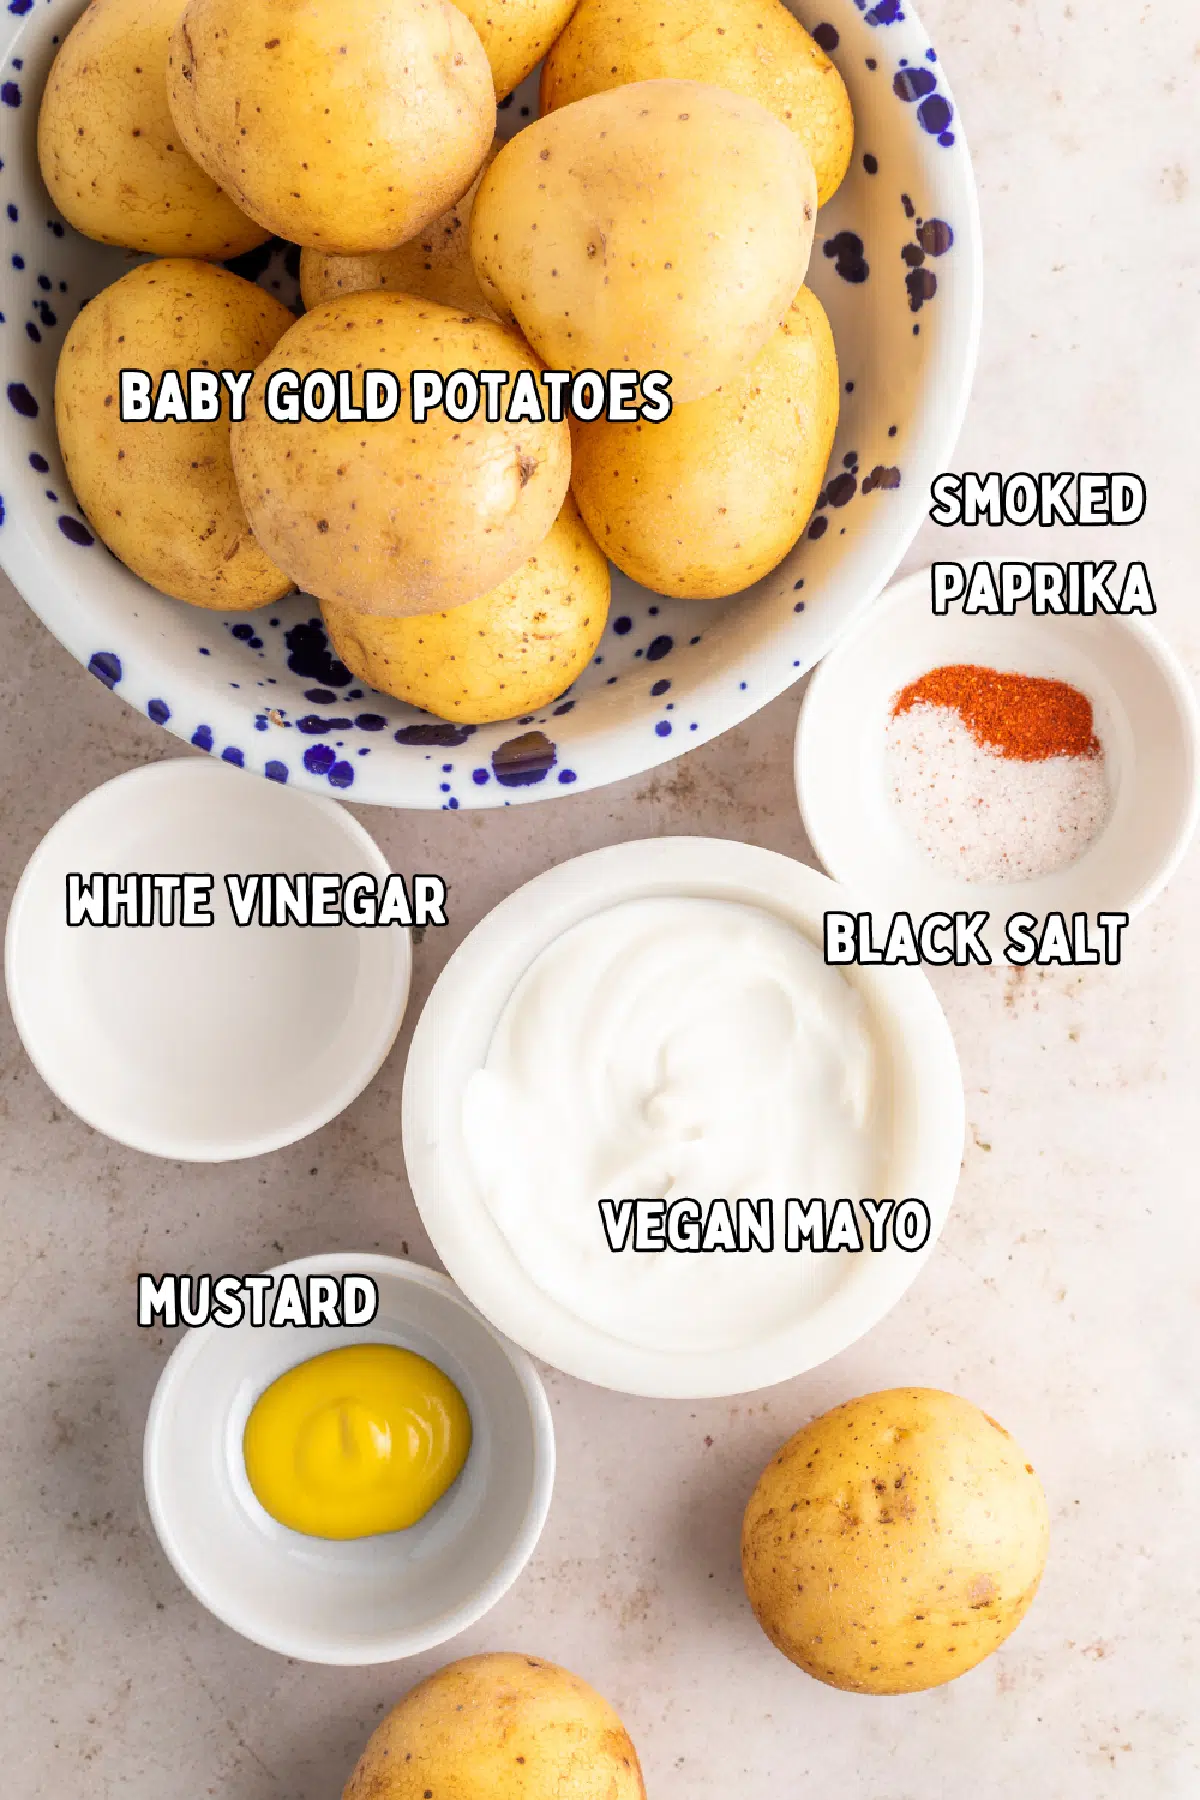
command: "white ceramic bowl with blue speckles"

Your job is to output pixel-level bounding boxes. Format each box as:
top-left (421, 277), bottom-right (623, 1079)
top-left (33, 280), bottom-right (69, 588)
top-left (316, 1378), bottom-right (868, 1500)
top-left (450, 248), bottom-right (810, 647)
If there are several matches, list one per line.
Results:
top-left (0, 0), bottom-right (980, 809)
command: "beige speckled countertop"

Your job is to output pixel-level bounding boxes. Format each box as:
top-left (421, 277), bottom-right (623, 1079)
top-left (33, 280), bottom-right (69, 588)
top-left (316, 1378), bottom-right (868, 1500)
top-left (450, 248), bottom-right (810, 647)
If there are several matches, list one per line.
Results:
top-left (2, 1), bottom-right (1198, 1794)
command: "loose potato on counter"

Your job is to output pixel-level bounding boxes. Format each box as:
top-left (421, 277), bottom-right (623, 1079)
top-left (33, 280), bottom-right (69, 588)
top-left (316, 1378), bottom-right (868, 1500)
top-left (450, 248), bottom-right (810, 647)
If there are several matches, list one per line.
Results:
top-left (343, 1652), bottom-right (646, 1800)
top-left (741, 1388), bottom-right (1050, 1695)
top-left (322, 494), bottom-right (608, 723)
top-left (231, 292), bottom-right (571, 616)
top-left (456, 0), bottom-right (580, 99)
top-left (37, 0), bottom-right (268, 258)
top-left (470, 79), bottom-right (818, 403)
top-left (571, 286), bottom-right (838, 599)
top-left (55, 260), bottom-right (294, 609)
top-left (300, 141), bottom-right (501, 317)
top-left (166, 0), bottom-right (495, 253)
top-left (542, 0), bottom-right (854, 208)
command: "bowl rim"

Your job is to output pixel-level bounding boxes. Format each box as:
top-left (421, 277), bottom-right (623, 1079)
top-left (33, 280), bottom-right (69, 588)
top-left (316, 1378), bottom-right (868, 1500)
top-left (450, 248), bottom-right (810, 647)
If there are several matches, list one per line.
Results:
top-left (794, 564), bottom-right (1200, 918)
top-left (0, 0), bottom-right (984, 810)
top-left (401, 835), bottom-right (966, 1398)
top-left (3, 758), bottom-right (413, 1160)
top-left (142, 1251), bottom-right (557, 1665)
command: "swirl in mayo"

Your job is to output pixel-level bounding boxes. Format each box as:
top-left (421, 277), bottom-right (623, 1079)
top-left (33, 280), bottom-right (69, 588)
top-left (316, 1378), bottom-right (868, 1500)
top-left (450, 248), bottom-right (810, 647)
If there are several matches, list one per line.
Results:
top-left (462, 897), bottom-right (880, 1353)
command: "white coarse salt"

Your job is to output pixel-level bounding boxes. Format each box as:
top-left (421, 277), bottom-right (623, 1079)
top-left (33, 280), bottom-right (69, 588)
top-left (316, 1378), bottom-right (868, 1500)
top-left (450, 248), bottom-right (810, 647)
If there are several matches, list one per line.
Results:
top-left (885, 701), bottom-right (1111, 883)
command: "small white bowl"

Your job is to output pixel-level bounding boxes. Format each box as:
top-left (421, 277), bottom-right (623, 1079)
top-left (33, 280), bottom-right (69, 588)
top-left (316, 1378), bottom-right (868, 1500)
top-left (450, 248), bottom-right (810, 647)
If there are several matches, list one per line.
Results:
top-left (795, 566), bottom-right (1200, 949)
top-left (402, 837), bottom-right (964, 1399)
top-left (143, 1253), bottom-right (555, 1665)
top-left (4, 758), bottom-right (411, 1160)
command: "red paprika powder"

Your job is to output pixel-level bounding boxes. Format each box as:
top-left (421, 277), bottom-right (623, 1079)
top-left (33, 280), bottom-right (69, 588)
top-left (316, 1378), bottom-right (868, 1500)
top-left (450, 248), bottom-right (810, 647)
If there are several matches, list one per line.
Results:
top-left (891, 664), bottom-right (1101, 762)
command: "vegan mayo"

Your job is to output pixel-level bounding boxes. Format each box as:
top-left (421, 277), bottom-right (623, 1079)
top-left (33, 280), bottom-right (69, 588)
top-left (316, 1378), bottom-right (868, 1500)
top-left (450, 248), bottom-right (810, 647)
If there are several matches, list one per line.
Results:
top-left (462, 897), bottom-right (879, 1352)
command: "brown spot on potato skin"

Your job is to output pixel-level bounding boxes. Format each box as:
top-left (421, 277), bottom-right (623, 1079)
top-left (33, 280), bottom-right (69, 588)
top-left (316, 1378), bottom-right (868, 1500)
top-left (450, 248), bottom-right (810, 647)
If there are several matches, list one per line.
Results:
top-left (968, 1574), bottom-right (998, 1608)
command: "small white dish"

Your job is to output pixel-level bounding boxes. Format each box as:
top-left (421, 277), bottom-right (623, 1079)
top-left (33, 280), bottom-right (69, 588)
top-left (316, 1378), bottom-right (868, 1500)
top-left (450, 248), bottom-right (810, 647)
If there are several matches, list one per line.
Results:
top-left (4, 758), bottom-right (411, 1160)
top-left (795, 567), bottom-right (1200, 949)
top-left (402, 836), bottom-right (964, 1399)
top-left (143, 1252), bottom-right (555, 1665)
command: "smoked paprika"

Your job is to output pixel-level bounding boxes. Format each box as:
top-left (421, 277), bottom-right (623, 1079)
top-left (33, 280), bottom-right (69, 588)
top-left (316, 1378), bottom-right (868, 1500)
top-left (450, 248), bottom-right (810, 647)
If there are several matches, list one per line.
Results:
top-left (891, 664), bottom-right (1101, 762)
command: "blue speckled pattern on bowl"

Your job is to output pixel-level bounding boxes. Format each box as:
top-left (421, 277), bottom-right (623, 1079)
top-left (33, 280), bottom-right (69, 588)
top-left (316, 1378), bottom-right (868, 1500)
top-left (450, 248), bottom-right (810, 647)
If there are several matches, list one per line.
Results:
top-left (0, 0), bottom-right (980, 809)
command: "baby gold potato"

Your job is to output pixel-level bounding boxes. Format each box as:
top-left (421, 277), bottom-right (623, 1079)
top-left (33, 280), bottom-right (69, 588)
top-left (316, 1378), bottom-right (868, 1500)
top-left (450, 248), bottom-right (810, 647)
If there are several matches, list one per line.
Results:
top-left (321, 495), bottom-right (609, 724)
top-left (741, 1388), bottom-right (1050, 1695)
top-left (570, 286), bottom-right (839, 599)
top-left (55, 260), bottom-right (294, 610)
top-left (166, 0), bottom-right (495, 253)
top-left (37, 0), bottom-right (269, 258)
top-left (342, 1653), bottom-right (646, 1800)
top-left (541, 0), bottom-right (854, 208)
top-left (231, 293), bottom-right (571, 616)
top-left (300, 141), bottom-right (501, 318)
top-left (470, 79), bottom-right (818, 403)
top-left (456, 0), bottom-right (580, 100)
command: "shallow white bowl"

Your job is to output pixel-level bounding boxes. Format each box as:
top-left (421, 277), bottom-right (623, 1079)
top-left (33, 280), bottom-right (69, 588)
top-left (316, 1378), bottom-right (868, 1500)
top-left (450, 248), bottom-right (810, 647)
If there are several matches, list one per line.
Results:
top-left (4, 758), bottom-right (411, 1159)
top-left (402, 836), bottom-right (964, 1398)
top-left (795, 567), bottom-right (1200, 953)
top-left (143, 1252), bottom-right (555, 1664)
top-left (0, 1), bottom-right (980, 808)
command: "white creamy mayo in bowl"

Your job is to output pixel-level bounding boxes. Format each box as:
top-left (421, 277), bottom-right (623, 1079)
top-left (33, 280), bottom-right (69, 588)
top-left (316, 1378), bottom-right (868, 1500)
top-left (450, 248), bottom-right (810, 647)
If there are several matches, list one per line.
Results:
top-left (402, 837), bottom-right (965, 1398)
top-left (462, 897), bottom-right (878, 1354)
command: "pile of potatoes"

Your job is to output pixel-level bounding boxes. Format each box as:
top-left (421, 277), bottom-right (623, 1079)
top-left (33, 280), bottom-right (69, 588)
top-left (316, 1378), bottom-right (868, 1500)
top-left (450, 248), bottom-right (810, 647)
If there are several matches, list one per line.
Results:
top-left (42, 0), bottom-right (853, 725)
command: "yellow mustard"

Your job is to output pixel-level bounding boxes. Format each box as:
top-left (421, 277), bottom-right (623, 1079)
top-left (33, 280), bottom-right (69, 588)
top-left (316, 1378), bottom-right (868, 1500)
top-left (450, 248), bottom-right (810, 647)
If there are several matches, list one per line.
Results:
top-left (242, 1343), bottom-right (471, 1539)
